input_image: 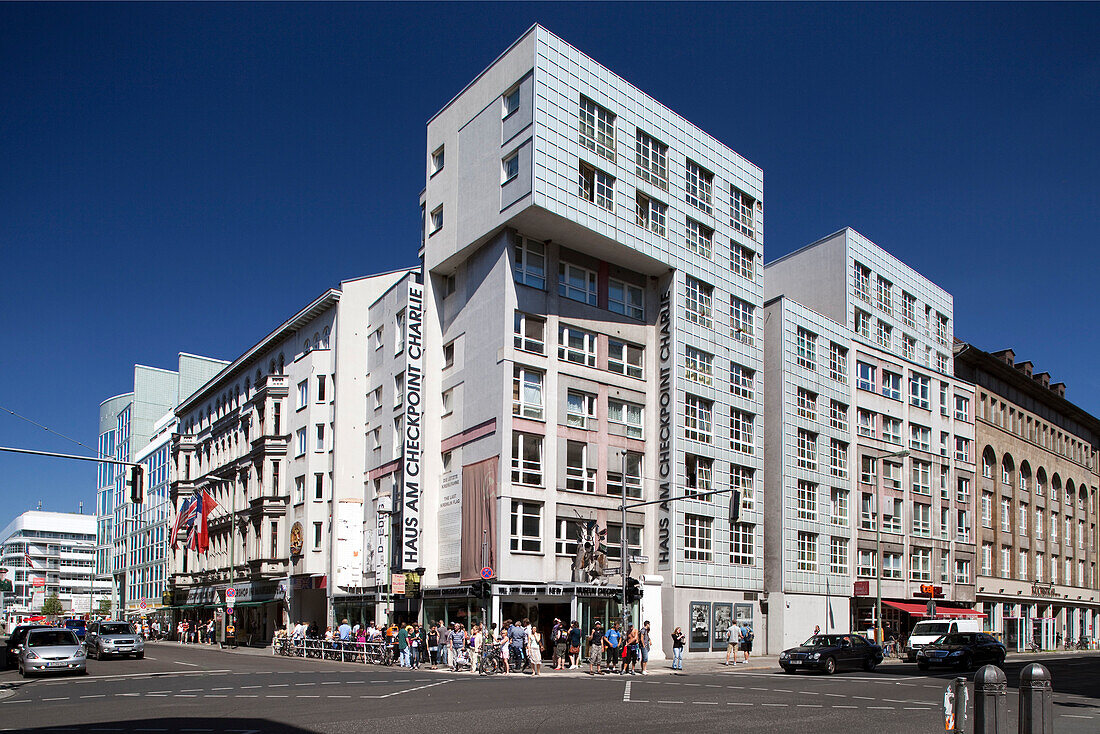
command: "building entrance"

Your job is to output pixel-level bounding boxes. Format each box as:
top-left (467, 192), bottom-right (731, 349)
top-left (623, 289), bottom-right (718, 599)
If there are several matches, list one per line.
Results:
top-left (500, 601), bottom-right (569, 660)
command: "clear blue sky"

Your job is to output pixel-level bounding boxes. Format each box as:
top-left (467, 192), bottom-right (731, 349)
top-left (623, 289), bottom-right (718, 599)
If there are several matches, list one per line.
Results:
top-left (2, 3), bottom-right (1099, 531)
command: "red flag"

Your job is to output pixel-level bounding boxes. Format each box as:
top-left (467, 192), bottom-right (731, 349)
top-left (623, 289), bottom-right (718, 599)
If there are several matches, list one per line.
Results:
top-left (186, 490), bottom-right (218, 555)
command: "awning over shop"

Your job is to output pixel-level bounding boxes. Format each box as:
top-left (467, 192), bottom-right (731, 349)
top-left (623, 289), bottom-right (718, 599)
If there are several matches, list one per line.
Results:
top-left (883, 600), bottom-right (985, 618)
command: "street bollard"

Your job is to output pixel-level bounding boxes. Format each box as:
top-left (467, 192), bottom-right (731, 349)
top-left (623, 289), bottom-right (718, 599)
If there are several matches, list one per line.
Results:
top-left (1018, 663), bottom-right (1053, 734)
top-left (973, 664), bottom-right (1008, 734)
top-left (944, 676), bottom-right (969, 733)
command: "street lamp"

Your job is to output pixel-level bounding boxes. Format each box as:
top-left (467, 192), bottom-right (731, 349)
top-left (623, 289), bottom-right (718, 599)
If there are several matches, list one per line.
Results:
top-left (874, 448), bottom-right (909, 644)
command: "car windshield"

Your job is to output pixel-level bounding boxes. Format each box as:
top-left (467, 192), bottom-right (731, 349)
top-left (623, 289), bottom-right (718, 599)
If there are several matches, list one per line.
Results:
top-left (936, 634), bottom-right (973, 646)
top-left (913, 622), bottom-right (951, 636)
top-left (801, 635), bottom-right (847, 647)
top-left (100, 624), bottom-right (134, 635)
top-left (27, 630), bottom-right (79, 647)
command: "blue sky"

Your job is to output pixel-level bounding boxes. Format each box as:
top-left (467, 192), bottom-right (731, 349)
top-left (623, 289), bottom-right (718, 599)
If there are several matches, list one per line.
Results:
top-left (2, 3), bottom-right (1099, 531)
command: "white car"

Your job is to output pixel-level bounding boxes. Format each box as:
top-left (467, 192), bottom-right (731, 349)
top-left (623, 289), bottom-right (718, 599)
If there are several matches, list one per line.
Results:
top-left (18, 628), bottom-right (87, 677)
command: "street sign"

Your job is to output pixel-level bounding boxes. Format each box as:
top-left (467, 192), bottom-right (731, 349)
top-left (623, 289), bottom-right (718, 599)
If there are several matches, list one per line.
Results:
top-left (227, 606), bottom-right (234, 616)
top-left (31, 577), bottom-right (45, 587)
top-left (225, 587), bottom-right (237, 599)
top-left (628, 555), bottom-right (649, 563)
top-left (139, 598), bottom-right (148, 611)
top-left (853, 580), bottom-right (870, 596)
top-left (480, 566), bottom-right (494, 580)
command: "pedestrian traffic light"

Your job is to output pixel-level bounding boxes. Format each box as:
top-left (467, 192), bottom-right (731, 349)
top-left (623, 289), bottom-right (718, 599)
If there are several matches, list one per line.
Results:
top-left (129, 465), bottom-right (144, 504)
top-left (625, 577), bottom-right (643, 603)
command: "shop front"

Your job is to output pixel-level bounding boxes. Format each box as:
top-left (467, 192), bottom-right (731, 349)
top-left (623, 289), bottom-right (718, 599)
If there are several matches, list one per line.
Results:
top-left (851, 597), bottom-right (984, 642)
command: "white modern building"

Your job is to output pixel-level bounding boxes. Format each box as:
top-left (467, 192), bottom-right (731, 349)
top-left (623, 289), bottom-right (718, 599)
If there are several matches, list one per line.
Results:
top-left (415, 24), bottom-right (765, 654)
top-left (0, 511), bottom-right (110, 617)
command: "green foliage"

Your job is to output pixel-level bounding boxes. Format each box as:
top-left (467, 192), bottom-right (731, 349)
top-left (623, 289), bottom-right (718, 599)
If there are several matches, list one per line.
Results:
top-left (95, 599), bottom-right (112, 616)
top-left (41, 594), bottom-right (63, 616)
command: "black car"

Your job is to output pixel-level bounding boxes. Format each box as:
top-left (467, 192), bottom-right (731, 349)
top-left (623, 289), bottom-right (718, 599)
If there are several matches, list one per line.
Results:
top-left (4, 624), bottom-right (52, 668)
top-left (916, 632), bottom-right (1005, 671)
top-left (779, 634), bottom-right (883, 674)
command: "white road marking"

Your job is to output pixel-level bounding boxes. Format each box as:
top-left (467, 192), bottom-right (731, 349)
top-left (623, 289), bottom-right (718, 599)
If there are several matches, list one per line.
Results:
top-left (693, 701), bottom-right (719, 705)
top-left (728, 702), bottom-right (753, 706)
top-left (174, 661), bottom-right (199, 667)
top-left (761, 703), bottom-right (788, 707)
top-left (657, 700), bottom-right (683, 704)
top-left (833, 705), bottom-right (857, 709)
top-left (797, 704), bottom-right (823, 708)
top-left (623, 682), bottom-right (631, 702)
top-left (80, 695), bottom-right (106, 699)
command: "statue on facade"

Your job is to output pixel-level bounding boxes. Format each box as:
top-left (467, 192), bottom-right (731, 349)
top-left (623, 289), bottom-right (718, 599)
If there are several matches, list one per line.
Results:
top-left (572, 520), bottom-right (608, 584)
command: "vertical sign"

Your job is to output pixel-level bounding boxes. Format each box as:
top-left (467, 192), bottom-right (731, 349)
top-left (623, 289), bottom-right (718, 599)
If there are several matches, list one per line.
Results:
top-left (401, 281), bottom-right (425, 570)
top-left (437, 471), bottom-right (462, 574)
top-left (376, 495), bottom-right (389, 581)
top-left (656, 283), bottom-right (673, 570)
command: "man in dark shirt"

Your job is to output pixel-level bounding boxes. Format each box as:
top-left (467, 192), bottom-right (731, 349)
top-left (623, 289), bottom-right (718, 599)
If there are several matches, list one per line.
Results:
top-left (508, 621), bottom-right (528, 670)
top-left (588, 621), bottom-right (605, 674)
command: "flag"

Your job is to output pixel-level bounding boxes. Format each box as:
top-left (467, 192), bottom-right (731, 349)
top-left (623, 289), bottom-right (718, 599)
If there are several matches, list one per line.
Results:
top-left (185, 490), bottom-right (218, 555)
top-left (170, 494), bottom-right (199, 550)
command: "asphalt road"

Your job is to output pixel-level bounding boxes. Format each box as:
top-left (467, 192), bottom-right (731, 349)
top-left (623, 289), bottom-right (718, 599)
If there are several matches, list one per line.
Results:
top-left (1, 642), bottom-right (1097, 733)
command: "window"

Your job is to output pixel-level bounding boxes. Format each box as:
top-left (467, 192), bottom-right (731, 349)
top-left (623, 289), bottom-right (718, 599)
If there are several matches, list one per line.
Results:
top-left (731, 186), bottom-right (756, 239)
top-left (1035, 509), bottom-right (1043, 538)
top-left (981, 544), bottom-right (992, 576)
top-left (608, 400), bottom-right (643, 439)
top-left (830, 537), bottom-right (849, 575)
top-left (829, 401), bottom-right (848, 431)
top-left (884, 460), bottom-right (902, 490)
top-left (883, 498), bottom-right (903, 533)
top-left (940, 551), bottom-right (951, 583)
top-left (510, 500), bottom-right (542, 553)
top-left (511, 433), bottom-right (543, 486)
top-left (579, 96), bottom-right (616, 161)
top-left (502, 151), bottom-right (520, 184)
top-left (635, 129), bottom-right (668, 189)
top-left (910, 373), bottom-right (931, 409)
top-left (861, 493), bottom-right (877, 530)
top-left (316, 375), bottom-right (326, 403)
top-left (295, 428), bottom-right (307, 457)
top-left (429, 205), bottom-right (443, 234)
top-left (861, 457), bottom-right (878, 486)
top-left (684, 218), bottom-right (714, 259)
top-left (853, 262), bottom-right (871, 301)
top-left (936, 313), bottom-right (950, 345)
top-left (555, 518), bottom-right (582, 556)
top-left (731, 297), bottom-right (754, 344)
top-left (857, 409), bottom-right (876, 438)
top-left (796, 430), bottom-right (818, 470)
top-left (854, 308), bottom-right (871, 338)
top-left (1050, 514), bottom-right (1057, 542)
top-left (881, 371), bottom-right (902, 400)
top-left (503, 86), bottom-right (520, 117)
top-left (910, 424), bottom-right (930, 451)
top-left (514, 312), bottom-right (545, 354)
top-left (430, 145), bottom-right (444, 175)
top-left (394, 373), bottom-right (404, 408)
top-left (731, 243), bottom-right (755, 280)
top-left (901, 292), bottom-right (916, 327)
top-left (913, 503), bottom-right (931, 537)
top-left (297, 380), bottom-right (309, 410)
top-left (635, 191), bottom-right (667, 236)
top-left (443, 342), bottom-right (455, 369)
top-left (294, 476), bottom-right (304, 504)
top-left (796, 328), bottom-right (817, 370)
top-left (956, 512), bottom-right (971, 543)
top-left (830, 488), bottom-right (849, 526)
top-left (858, 549), bottom-right (877, 577)
top-left (314, 473), bottom-right (324, 501)
top-left (313, 522), bottom-right (323, 550)
top-left (902, 335), bottom-right (916, 361)
top-left (605, 523), bottom-right (643, 560)
top-left (565, 391), bottom-right (596, 429)
top-left (797, 480), bottom-right (818, 520)
top-left (315, 424), bottom-right (325, 452)
top-left (608, 279), bottom-right (644, 319)
top-left (685, 160), bottom-right (713, 214)
top-left (829, 343), bottom-right (848, 383)
top-left (514, 237), bottom-right (546, 289)
top-left (910, 548), bottom-right (931, 581)
top-left (827, 440), bottom-right (844, 479)
top-left (1001, 499), bottom-right (1011, 532)
top-left (512, 367), bottom-right (543, 420)
top-left (607, 451), bottom-right (643, 499)
top-left (955, 437), bottom-right (971, 462)
top-left (608, 340), bottom-right (644, 379)
top-left (441, 388), bottom-right (453, 416)
top-left (579, 162), bottom-right (615, 211)
top-left (684, 346), bottom-right (714, 386)
top-left (877, 277), bottom-right (893, 314)
top-left (1018, 503), bottom-right (1028, 535)
top-left (876, 320), bottom-right (892, 350)
top-left (686, 454), bottom-right (713, 500)
top-left (565, 441), bottom-right (596, 493)
top-left (684, 395), bottom-right (713, 443)
top-left (936, 352), bottom-right (949, 374)
top-left (731, 463), bottom-right (755, 510)
top-left (1018, 550), bottom-right (1028, 581)
top-left (731, 524), bottom-right (755, 565)
top-left (882, 417), bottom-right (902, 445)
top-left (731, 410), bottom-right (755, 454)
top-left (957, 477), bottom-right (971, 503)
top-left (558, 262), bottom-right (598, 305)
top-left (731, 363), bottom-right (755, 400)
top-left (856, 361), bottom-right (876, 392)
top-left (558, 324), bottom-right (597, 366)
top-left (912, 459), bottom-right (931, 495)
top-left (797, 388), bottom-right (817, 421)
top-left (683, 515), bottom-right (713, 562)
top-left (796, 532), bottom-right (818, 572)
top-left (442, 273), bottom-right (456, 297)
top-left (685, 277), bottom-right (713, 328)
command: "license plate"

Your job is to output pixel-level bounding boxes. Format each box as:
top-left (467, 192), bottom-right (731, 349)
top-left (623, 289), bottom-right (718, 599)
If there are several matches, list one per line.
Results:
top-left (789, 660), bottom-right (802, 665)
top-left (46, 662), bottom-right (67, 668)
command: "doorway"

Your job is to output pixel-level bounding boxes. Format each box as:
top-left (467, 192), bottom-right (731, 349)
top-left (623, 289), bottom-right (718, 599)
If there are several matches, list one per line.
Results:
top-left (500, 601), bottom-right (570, 660)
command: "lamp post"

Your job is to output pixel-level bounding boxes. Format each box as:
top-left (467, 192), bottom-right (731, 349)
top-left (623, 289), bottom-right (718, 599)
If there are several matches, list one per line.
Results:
top-left (874, 449), bottom-right (909, 644)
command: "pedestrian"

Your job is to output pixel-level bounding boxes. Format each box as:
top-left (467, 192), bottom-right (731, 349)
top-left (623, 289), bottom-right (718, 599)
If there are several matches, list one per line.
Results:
top-left (725, 619), bottom-right (741, 665)
top-left (623, 624), bottom-right (639, 674)
top-left (427, 621), bottom-right (440, 668)
top-left (568, 620), bottom-right (582, 669)
top-left (472, 623), bottom-right (484, 671)
top-left (448, 623), bottom-right (467, 671)
top-left (339, 618), bottom-right (352, 641)
top-left (397, 625), bottom-right (409, 667)
top-left (588, 621), bottom-right (604, 674)
top-left (605, 621), bottom-right (621, 672)
top-left (741, 624), bottom-right (753, 664)
top-left (529, 626), bottom-right (543, 676)
top-left (551, 618), bottom-right (564, 670)
top-left (435, 620), bottom-right (448, 667)
top-left (207, 619), bottom-right (216, 645)
top-left (508, 619), bottom-right (528, 672)
top-left (640, 620), bottom-right (652, 675)
top-left (409, 624), bottom-right (422, 669)
top-left (671, 626), bottom-right (685, 671)
top-left (813, 624), bottom-right (821, 637)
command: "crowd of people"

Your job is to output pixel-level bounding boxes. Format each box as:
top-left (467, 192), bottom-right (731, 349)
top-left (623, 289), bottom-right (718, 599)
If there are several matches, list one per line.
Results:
top-left (174, 618), bottom-right (220, 645)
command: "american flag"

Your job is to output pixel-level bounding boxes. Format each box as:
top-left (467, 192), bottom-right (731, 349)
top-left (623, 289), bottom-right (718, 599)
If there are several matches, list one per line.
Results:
top-left (169, 494), bottom-right (199, 550)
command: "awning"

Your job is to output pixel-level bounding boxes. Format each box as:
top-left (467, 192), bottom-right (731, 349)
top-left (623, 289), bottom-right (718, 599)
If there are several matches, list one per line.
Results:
top-left (883, 601), bottom-right (986, 619)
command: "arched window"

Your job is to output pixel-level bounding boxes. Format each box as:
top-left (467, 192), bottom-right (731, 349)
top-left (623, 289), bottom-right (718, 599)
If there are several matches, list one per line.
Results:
top-left (278, 354), bottom-right (285, 374)
top-left (1051, 474), bottom-right (1062, 503)
top-left (304, 339), bottom-right (311, 353)
top-left (1035, 467), bottom-right (1047, 497)
top-left (1066, 479), bottom-right (1076, 508)
top-left (322, 326), bottom-right (331, 348)
top-left (1001, 454), bottom-right (1015, 486)
top-left (1019, 461), bottom-right (1032, 493)
top-left (269, 359), bottom-right (276, 375)
top-left (981, 447), bottom-right (996, 479)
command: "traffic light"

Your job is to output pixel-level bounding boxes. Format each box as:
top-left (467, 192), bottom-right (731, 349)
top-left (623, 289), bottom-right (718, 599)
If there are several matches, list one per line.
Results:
top-left (625, 577), bottom-right (643, 603)
top-left (129, 465), bottom-right (144, 504)
top-left (473, 580), bottom-right (492, 599)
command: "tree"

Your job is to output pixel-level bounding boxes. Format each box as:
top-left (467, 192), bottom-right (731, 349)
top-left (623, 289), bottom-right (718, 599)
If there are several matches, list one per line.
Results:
top-left (41, 594), bottom-right (63, 616)
top-left (95, 599), bottom-right (112, 616)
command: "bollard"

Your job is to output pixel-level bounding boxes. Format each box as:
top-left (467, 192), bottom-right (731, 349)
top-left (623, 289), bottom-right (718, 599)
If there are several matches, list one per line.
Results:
top-left (1018, 663), bottom-right (1053, 734)
top-left (945, 677), bottom-right (969, 733)
top-left (973, 664), bottom-right (1008, 734)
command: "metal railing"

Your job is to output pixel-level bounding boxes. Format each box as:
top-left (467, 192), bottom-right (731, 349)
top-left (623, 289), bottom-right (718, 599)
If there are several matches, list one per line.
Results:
top-left (271, 637), bottom-right (395, 666)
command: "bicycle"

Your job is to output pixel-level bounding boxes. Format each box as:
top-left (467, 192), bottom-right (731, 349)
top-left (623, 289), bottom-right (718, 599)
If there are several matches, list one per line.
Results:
top-left (1026, 639), bottom-right (1040, 653)
top-left (478, 643), bottom-right (506, 675)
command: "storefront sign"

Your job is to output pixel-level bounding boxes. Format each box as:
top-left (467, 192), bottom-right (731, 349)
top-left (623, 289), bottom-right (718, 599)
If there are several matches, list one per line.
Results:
top-left (656, 284), bottom-right (673, 570)
top-left (289, 522), bottom-right (304, 556)
top-left (391, 572), bottom-right (406, 596)
top-left (854, 580), bottom-right (870, 596)
top-left (1032, 582), bottom-right (1057, 598)
top-left (400, 281), bottom-right (424, 570)
top-left (375, 494), bottom-right (389, 581)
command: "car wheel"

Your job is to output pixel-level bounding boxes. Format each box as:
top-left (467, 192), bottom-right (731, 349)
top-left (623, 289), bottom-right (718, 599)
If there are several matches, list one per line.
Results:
top-left (907, 653), bottom-right (916, 663)
top-left (994, 652), bottom-right (1005, 668)
top-left (780, 665), bottom-right (794, 673)
top-left (917, 661), bottom-right (929, 671)
top-left (136, 652), bottom-right (144, 660)
top-left (823, 656), bottom-right (837, 675)
top-left (960, 654), bottom-right (973, 671)
top-left (864, 657), bottom-right (878, 672)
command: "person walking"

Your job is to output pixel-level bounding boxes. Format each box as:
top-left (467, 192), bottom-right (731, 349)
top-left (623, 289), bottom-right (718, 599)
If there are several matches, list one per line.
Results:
top-left (409, 624), bottom-right (422, 669)
top-left (427, 622), bottom-right (440, 668)
top-left (724, 619), bottom-right (742, 665)
top-left (623, 624), bottom-right (640, 674)
top-left (448, 623), bottom-right (467, 671)
top-left (207, 619), bottom-right (216, 646)
top-left (397, 624), bottom-right (410, 668)
top-left (435, 620), bottom-right (448, 668)
top-left (605, 622), bottom-right (621, 673)
top-left (508, 619), bottom-right (528, 673)
top-left (741, 624), bottom-right (753, 664)
top-left (640, 620), bottom-right (652, 675)
top-left (528, 626), bottom-right (543, 676)
top-left (551, 619), bottom-right (565, 670)
top-left (568, 620), bottom-right (582, 669)
top-left (588, 621), bottom-right (605, 675)
top-left (671, 626), bottom-right (686, 671)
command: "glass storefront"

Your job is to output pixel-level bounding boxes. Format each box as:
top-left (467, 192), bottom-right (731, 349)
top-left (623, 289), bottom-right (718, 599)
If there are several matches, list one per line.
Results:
top-left (332, 597), bottom-right (376, 630)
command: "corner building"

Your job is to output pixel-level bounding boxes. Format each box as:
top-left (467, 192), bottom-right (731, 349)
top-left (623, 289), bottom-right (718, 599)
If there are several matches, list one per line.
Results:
top-left (418, 25), bottom-right (765, 656)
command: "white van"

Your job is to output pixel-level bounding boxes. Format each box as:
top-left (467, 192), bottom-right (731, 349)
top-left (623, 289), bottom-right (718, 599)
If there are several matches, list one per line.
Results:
top-left (905, 619), bottom-right (983, 661)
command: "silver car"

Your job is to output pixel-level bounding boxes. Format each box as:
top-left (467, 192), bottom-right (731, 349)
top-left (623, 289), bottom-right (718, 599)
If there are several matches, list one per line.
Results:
top-left (85, 620), bottom-right (145, 659)
top-left (18, 628), bottom-right (87, 677)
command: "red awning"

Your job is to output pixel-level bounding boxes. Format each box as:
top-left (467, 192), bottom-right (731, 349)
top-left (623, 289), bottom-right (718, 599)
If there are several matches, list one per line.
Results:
top-left (882, 601), bottom-right (986, 619)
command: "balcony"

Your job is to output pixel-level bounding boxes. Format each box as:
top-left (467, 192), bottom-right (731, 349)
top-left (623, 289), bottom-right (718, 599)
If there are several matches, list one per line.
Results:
top-left (251, 374), bottom-right (289, 402)
top-left (246, 557), bottom-right (289, 578)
